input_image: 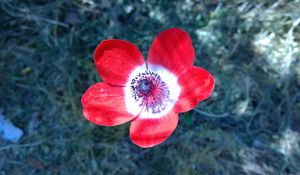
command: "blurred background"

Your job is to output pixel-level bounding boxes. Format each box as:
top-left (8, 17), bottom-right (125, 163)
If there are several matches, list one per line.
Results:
top-left (1, 0), bottom-right (300, 174)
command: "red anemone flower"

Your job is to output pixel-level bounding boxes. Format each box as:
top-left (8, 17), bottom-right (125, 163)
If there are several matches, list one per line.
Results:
top-left (81, 28), bottom-right (215, 148)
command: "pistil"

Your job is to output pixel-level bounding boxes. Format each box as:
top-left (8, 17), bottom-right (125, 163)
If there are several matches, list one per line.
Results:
top-left (130, 71), bottom-right (170, 114)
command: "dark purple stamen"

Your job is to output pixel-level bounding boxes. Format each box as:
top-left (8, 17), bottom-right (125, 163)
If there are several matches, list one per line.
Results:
top-left (130, 71), bottom-right (169, 114)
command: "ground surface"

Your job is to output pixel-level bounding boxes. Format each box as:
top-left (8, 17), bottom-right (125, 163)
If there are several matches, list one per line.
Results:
top-left (1, 0), bottom-right (300, 174)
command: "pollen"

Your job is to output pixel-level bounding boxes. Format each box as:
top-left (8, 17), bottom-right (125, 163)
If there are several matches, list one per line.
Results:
top-left (130, 71), bottom-right (170, 114)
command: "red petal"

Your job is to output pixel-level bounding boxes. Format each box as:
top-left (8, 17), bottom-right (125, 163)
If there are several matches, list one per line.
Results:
top-left (148, 28), bottom-right (195, 75)
top-left (130, 111), bottom-right (178, 148)
top-left (94, 39), bottom-right (145, 86)
top-left (174, 66), bottom-right (215, 113)
top-left (81, 82), bottom-right (137, 126)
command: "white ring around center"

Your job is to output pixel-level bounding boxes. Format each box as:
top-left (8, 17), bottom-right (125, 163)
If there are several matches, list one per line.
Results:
top-left (124, 63), bottom-right (181, 119)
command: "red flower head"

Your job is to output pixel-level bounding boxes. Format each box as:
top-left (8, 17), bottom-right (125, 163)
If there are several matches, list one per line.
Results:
top-left (81, 28), bottom-right (215, 148)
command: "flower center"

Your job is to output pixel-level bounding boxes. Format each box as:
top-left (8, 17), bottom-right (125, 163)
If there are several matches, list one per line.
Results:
top-left (138, 79), bottom-right (153, 95)
top-left (130, 71), bottom-right (170, 114)
top-left (125, 64), bottom-right (180, 118)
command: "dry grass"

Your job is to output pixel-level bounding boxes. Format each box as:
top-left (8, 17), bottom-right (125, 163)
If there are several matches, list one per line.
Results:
top-left (1, 0), bottom-right (300, 174)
